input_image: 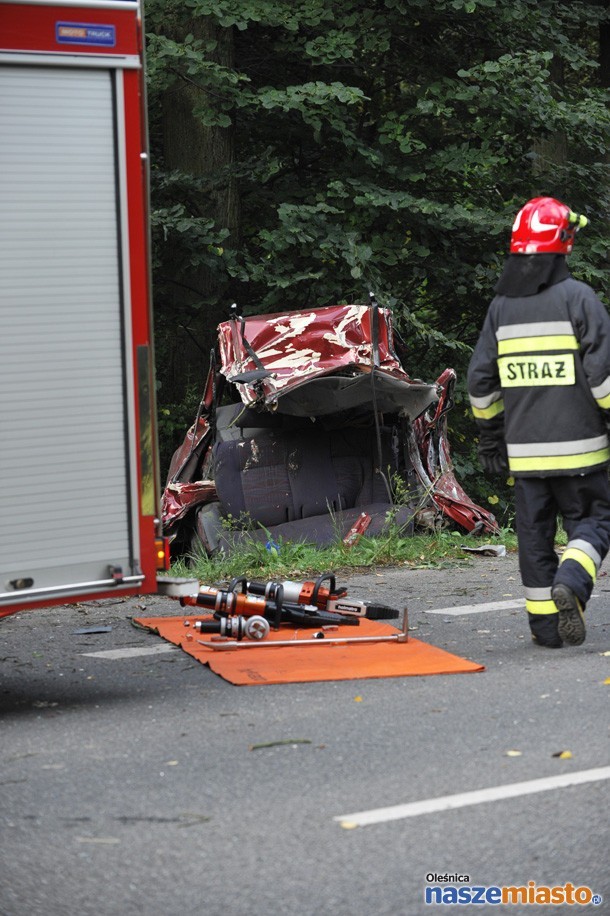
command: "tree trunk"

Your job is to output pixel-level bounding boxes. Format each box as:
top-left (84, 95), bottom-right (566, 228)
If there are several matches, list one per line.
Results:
top-left (531, 57), bottom-right (567, 188)
top-left (599, 20), bottom-right (610, 88)
top-left (161, 17), bottom-right (239, 387)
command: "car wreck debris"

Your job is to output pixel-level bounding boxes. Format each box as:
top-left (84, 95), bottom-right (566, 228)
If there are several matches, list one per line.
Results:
top-left (162, 301), bottom-right (498, 557)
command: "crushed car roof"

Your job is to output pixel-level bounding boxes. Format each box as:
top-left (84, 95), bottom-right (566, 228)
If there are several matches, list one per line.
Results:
top-left (218, 303), bottom-right (439, 418)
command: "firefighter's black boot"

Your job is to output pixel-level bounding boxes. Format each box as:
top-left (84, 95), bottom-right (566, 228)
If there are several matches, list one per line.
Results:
top-left (552, 583), bottom-right (586, 646)
top-left (528, 612), bottom-right (562, 649)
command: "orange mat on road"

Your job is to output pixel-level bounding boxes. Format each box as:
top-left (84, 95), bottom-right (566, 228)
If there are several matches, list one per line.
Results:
top-left (133, 615), bottom-right (485, 685)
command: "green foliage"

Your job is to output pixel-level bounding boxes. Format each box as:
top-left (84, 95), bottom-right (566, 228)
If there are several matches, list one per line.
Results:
top-left (146, 0), bottom-right (610, 308)
top-left (145, 0), bottom-right (610, 502)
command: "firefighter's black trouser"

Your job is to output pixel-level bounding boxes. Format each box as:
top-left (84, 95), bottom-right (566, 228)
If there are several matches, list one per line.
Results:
top-left (514, 470), bottom-right (610, 640)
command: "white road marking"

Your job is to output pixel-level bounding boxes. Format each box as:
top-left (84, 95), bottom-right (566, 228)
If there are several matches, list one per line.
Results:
top-left (81, 644), bottom-right (178, 660)
top-left (335, 766), bottom-right (610, 828)
top-left (425, 599), bottom-right (523, 615)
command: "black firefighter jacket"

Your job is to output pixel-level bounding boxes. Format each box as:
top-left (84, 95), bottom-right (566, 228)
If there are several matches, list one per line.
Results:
top-left (467, 277), bottom-right (610, 477)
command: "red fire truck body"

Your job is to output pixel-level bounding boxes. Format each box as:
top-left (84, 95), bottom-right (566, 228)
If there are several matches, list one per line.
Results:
top-left (0, 0), bottom-right (186, 617)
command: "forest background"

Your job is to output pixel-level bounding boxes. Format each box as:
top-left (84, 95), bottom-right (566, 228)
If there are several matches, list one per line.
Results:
top-left (144, 0), bottom-right (610, 528)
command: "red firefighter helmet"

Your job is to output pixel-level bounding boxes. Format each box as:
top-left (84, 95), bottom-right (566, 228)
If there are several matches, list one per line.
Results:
top-left (510, 196), bottom-right (588, 255)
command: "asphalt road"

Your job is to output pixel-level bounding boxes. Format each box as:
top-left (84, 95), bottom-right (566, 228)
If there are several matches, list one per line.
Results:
top-left (1, 552), bottom-right (609, 916)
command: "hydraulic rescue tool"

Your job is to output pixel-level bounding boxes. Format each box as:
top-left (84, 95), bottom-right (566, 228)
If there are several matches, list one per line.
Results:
top-left (186, 614), bottom-right (271, 641)
top-left (179, 582), bottom-right (360, 633)
top-left (197, 607), bottom-right (410, 651)
top-left (226, 572), bottom-right (399, 620)
top-left (179, 572), bottom-right (402, 642)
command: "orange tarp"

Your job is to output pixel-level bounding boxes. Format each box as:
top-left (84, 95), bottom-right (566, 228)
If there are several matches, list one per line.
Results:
top-left (133, 615), bottom-right (485, 685)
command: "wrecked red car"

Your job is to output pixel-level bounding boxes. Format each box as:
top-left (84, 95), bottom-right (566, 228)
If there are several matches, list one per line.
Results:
top-left (162, 301), bottom-right (498, 557)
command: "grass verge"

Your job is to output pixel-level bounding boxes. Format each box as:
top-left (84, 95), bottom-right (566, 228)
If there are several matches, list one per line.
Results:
top-left (169, 526), bottom-right (519, 585)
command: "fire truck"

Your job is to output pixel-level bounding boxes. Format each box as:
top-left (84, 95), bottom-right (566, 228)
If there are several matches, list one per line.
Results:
top-left (0, 0), bottom-right (192, 618)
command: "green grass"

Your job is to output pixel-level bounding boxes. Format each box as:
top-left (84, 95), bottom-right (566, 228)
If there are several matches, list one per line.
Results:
top-left (170, 525), bottom-right (520, 586)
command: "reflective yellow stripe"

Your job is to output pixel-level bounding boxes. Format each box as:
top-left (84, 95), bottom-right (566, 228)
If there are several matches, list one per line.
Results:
top-left (472, 400), bottom-right (504, 420)
top-left (509, 448), bottom-right (610, 473)
top-left (498, 354), bottom-right (575, 387)
top-left (595, 393), bottom-right (610, 409)
top-left (497, 335), bottom-right (578, 355)
top-left (590, 376), bottom-right (610, 405)
top-left (497, 321), bottom-right (574, 340)
top-left (566, 538), bottom-right (601, 568)
top-left (526, 598), bottom-right (558, 616)
top-left (469, 389), bottom-right (502, 409)
top-left (508, 434), bottom-right (607, 458)
top-left (560, 547), bottom-right (597, 581)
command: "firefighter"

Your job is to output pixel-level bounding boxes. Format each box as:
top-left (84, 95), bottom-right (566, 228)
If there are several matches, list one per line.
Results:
top-left (467, 197), bottom-right (610, 647)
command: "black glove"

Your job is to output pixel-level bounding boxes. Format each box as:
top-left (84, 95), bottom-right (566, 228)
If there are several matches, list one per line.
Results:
top-left (477, 435), bottom-right (508, 476)
top-left (479, 449), bottom-right (509, 476)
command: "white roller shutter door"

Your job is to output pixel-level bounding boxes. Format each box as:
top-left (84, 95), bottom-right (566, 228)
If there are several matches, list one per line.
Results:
top-left (0, 65), bottom-right (138, 602)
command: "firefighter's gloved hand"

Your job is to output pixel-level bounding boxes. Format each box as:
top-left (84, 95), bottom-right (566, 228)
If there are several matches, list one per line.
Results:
top-left (479, 450), bottom-right (509, 476)
top-left (477, 436), bottom-right (508, 476)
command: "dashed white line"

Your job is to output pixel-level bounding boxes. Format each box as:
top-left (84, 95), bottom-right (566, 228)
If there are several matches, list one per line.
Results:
top-left (334, 766), bottom-right (610, 828)
top-left (425, 599), bottom-right (523, 616)
top-left (81, 644), bottom-right (178, 660)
